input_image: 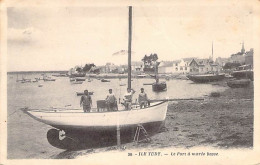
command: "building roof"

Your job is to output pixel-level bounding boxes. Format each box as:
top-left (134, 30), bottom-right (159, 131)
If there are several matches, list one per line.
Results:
top-left (183, 57), bottom-right (197, 63)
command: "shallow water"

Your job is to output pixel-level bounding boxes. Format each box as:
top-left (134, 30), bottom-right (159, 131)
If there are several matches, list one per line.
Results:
top-left (7, 73), bottom-right (226, 159)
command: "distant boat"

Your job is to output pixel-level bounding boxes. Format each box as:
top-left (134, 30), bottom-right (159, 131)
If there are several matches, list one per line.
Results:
top-left (119, 83), bottom-right (126, 86)
top-left (101, 79), bottom-right (110, 82)
top-left (231, 65), bottom-right (253, 81)
top-left (187, 73), bottom-right (225, 83)
top-left (232, 70), bottom-right (253, 81)
top-left (43, 78), bottom-right (56, 81)
top-left (225, 74), bottom-right (234, 79)
top-left (69, 72), bottom-right (86, 78)
top-left (149, 74), bottom-right (156, 78)
top-left (43, 75), bottom-right (56, 81)
top-left (21, 78), bottom-right (31, 83)
top-left (136, 74), bottom-right (146, 78)
top-left (35, 77), bottom-right (43, 81)
top-left (151, 63), bottom-right (167, 92)
top-left (75, 77), bottom-right (86, 81)
top-left (32, 79), bottom-right (38, 83)
top-left (227, 79), bottom-right (251, 88)
top-left (71, 81), bottom-right (83, 84)
top-left (152, 82), bottom-right (167, 91)
top-left (38, 84), bottom-right (43, 87)
top-left (52, 73), bottom-right (68, 77)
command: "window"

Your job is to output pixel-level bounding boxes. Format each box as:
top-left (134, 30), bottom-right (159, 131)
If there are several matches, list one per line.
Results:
top-left (185, 67), bottom-right (187, 70)
top-left (180, 67), bottom-right (183, 70)
top-left (176, 63), bottom-right (178, 66)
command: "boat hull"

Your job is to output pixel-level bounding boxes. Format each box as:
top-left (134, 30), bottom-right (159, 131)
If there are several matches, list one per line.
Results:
top-left (101, 79), bottom-right (110, 82)
top-left (187, 74), bottom-right (225, 83)
top-left (152, 82), bottom-right (167, 92)
top-left (47, 120), bottom-right (164, 149)
top-left (231, 70), bottom-right (253, 81)
top-left (23, 101), bottom-right (167, 149)
top-left (227, 79), bottom-right (251, 88)
top-left (23, 101), bottom-right (168, 131)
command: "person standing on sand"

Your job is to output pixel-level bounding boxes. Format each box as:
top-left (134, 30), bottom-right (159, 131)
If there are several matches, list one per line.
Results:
top-left (80, 90), bottom-right (92, 112)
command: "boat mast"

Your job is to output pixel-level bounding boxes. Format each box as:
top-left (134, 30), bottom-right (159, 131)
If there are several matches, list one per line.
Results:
top-left (128, 6), bottom-right (132, 89)
top-left (212, 41), bottom-right (214, 61)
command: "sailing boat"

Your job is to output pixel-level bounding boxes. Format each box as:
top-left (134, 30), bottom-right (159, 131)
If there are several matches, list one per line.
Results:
top-left (22, 6), bottom-right (168, 149)
top-left (152, 62), bottom-right (167, 91)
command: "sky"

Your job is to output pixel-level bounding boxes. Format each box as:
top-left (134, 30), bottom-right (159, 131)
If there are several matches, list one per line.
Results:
top-left (7, 4), bottom-right (255, 71)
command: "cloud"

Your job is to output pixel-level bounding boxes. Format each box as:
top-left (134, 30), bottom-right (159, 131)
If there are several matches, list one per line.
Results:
top-left (8, 27), bottom-right (42, 46)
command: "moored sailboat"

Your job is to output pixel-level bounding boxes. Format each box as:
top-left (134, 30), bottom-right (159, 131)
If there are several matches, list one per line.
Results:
top-left (22, 6), bottom-right (168, 150)
top-left (187, 73), bottom-right (225, 83)
top-left (152, 63), bottom-right (167, 92)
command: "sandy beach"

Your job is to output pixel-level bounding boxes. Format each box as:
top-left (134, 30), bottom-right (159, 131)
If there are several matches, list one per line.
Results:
top-left (51, 79), bottom-right (253, 159)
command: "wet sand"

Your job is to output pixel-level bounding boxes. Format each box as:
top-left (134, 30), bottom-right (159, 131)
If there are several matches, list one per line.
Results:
top-left (53, 80), bottom-right (253, 159)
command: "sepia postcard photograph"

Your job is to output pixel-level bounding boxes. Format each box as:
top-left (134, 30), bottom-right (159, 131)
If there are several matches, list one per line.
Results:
top-left (1, 0), bottom-right (260, 164)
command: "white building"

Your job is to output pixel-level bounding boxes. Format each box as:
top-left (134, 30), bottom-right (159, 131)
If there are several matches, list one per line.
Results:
top-left (172, 59), bottom-right (193, 74)
top-left (158, 61), bottom-right (174, 74)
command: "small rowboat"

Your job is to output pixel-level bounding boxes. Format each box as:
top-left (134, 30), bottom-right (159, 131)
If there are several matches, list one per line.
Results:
top-left (75, 77), bottom-right (86, 81)
top-left (136, 74), bottom-right (146, 78)
top-left (71, 81), bottom-right (83, 84)
top-left (43, 78), bottom-right (56, 81)
top-left (152, 82), bottom-right (167, 92)
top-left (101, 79), bottom-right (110, 82)
top-left (227, 79), bottom-right (251, 88)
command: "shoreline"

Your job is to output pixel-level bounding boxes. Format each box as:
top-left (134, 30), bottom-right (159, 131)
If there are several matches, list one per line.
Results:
top-left (52, 79), bottom-right (253, 159)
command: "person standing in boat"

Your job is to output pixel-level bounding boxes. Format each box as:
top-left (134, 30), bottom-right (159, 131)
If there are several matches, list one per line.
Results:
top-left (138, 88), bottom-right (148, 109)
top-left (80, 90), bottom-right (92, 112)
top-left (123, 88), bottom-right (135, 110)
top-left (105, 89), bottom-right (117, 111)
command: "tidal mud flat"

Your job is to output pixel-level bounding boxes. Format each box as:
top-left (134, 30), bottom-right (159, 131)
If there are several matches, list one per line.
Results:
top-left (53, 80), bottom-right (253, 159)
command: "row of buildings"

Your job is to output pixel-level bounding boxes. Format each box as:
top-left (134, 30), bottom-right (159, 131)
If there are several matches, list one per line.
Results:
top-left (158, 58), bottom-right (220, 74)
top-left (72, 43), bottom-right (254, 75)
top-left (215, 43), bottom-right (254, 68)
top-left (98, 57), bottom-right (221, 75)
top-left (156, 42), bottom-right (253, 74)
